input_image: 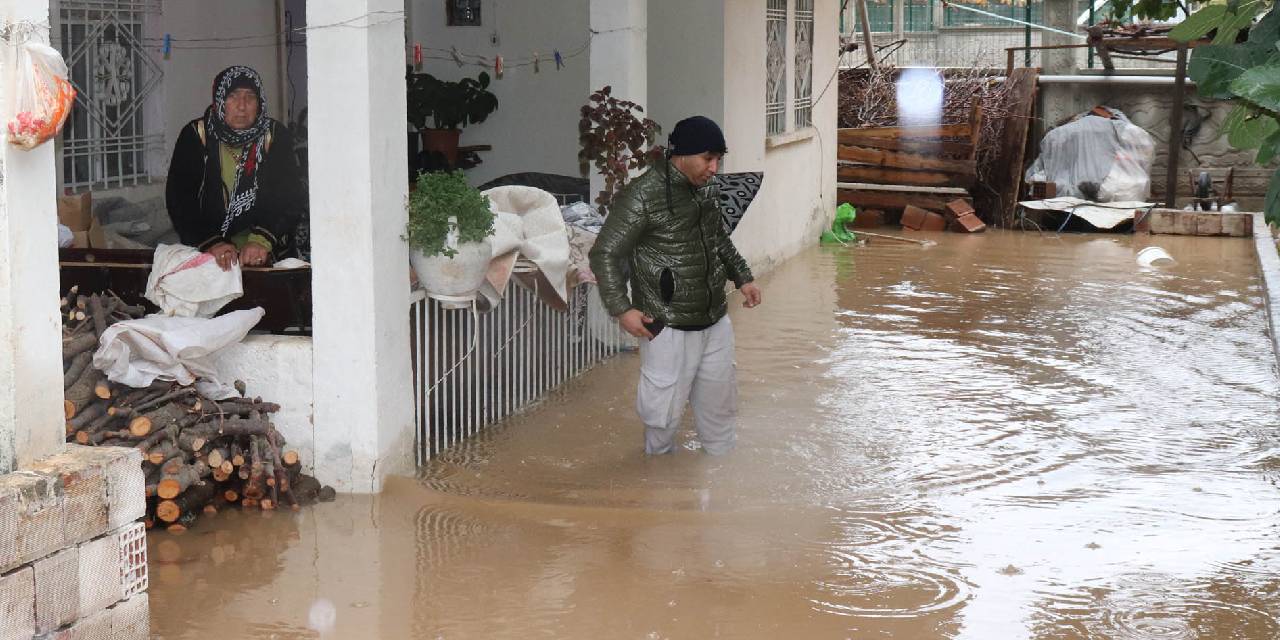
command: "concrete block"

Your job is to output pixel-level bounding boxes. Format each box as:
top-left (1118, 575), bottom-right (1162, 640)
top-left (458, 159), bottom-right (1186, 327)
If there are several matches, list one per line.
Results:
top-left (1194, 212), bottom-right (1223, 236)
top-left (62, 603), bottom-right (111, 640)
top-left (95, 447), bottom-right (145, 530)
top-left (0, 566), bottom-right (35, 640)
top-left (0, 471), bottom-right (66, 573)
top-left (1222, 213), bottom-right (1252, 237)
top-left (1134, 208), bottom-right (1152, 233)
top-left (76, 535), bottom-right (122, 619)
top-left (108, 594), bottom-right (149, 639)
top-left (116, 523), bottom-right (148, 599)
top-left (33, 547), bottom-right (78, 634)
top-left (26, 449), bottom-right (109, 545)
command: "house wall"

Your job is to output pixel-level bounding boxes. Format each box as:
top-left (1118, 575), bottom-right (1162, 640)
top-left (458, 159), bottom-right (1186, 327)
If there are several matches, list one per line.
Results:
top-left (720, 0), bottom-right (839, 274)
top-left (647, 0), bottom-right (724, 133)
top-left (407, 0), bottom-right (591, 187)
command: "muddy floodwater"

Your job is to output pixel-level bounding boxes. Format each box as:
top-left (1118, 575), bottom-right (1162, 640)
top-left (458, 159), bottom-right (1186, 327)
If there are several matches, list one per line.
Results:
top-left (150, 231), bottom-right (1280, 639)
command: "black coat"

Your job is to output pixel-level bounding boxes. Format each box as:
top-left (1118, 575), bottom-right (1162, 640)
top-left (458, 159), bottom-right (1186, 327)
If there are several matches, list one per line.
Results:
top-left (165, 118), bottom-right (306, 255)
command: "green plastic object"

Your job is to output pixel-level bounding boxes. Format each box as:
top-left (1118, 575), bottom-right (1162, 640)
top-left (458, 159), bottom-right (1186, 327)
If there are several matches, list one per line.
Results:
top-left (820, 203), bottom-right (857, 243)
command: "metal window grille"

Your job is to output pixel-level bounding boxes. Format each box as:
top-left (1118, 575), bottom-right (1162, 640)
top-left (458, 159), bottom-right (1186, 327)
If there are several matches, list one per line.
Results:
top-left (766, 0), bottom-right (788, 136)
top-left (409, 280), bottom-right (629, 464)
top-left (945, 1), bottom-right (1042, 27)
top-left (905, 0), bottom-right (934, 32)
top-left (849, 0), bottom-right (895, 32)
top-left (57, 0), bottom-right (164, 191)
top-left (794, 0), bottom-right (814, 129)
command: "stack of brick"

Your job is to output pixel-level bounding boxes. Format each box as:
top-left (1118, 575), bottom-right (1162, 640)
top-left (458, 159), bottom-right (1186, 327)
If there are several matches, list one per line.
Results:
top-left (0, 446), bottom-right (148, 640)
top-left (900, 200), bottom-right (987, 234)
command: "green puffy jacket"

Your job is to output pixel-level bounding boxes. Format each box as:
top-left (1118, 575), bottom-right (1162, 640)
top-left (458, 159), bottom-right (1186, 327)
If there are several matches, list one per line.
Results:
top-left (589, 161), bottom-right (754, 326)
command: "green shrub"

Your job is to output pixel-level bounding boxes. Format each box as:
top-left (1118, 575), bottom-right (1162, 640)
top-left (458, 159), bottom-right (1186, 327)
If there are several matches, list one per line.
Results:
top-left (406, 171), bottom-right (494, 257)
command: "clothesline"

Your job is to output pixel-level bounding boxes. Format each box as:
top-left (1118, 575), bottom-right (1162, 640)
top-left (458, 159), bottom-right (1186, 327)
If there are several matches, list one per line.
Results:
top-left (941, 1), bottom-right (1088, 39)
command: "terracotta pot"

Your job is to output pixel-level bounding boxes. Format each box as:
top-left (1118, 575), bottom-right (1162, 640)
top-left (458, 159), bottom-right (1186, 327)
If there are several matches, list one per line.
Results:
top-left (419, 128), bottom-right (461, 168)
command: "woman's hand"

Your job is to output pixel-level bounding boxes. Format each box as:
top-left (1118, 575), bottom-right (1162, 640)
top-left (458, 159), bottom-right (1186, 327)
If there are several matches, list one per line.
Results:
top-left (240, 242), bottom-right (270, 268)
top-left (207, 242), bottom-right (237, 271)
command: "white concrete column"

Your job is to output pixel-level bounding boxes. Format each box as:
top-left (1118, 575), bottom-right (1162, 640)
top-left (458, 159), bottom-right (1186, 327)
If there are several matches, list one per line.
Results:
top-left (1042, 0), bottom-right (1078, 75)
top-left (589, 0), bottom-right (647, 202)
top-left (0, 0), bottom-right (64, 474)
top-left (306, 0), bottom-right (413, 493)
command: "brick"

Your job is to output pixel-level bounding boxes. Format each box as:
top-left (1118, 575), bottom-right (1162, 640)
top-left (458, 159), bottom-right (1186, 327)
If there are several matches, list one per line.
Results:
top-left (0, 472), bottom-right (66, 573)
top-left (0, 566), bottom-right (35, 640)
top-left (951, 213), bottom-right (987, 233)
top-left (1134, 208), bottom-right (1152, 233)
top-left (77, 535), bottom-right (123, 619)
top-left (945, 198), bottom-right (975, 219)
top-left (27, 450), bottom-right (109, 545)
top-left (34, 547), bottom-right (79, 634)
top-left (98, 448), bottom-right (145, 530)
top-left (920, 210), bottom-right (948, 231)
top-left (901, 204), bottom-right (930, 230)
top-left (850, 208), bottom-right (885, 228)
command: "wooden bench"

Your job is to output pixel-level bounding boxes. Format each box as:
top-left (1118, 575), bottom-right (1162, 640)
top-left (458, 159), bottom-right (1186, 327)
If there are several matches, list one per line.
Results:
top-left (836, 104), bottom-right (982, 215)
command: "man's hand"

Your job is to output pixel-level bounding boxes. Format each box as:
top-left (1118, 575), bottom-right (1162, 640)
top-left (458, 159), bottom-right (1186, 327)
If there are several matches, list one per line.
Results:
top-left (240, 242), bottom-right (270, 268)
top-left (618, 308), bottom-right (655, 340)
top-left (741, 282), bottom-right (762, 308)
top-left (207, 242), bottom-right (237, 272)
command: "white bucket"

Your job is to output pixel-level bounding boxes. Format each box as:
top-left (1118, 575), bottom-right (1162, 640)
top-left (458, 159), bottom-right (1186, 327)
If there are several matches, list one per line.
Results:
top-left (1136, 246), bottom-right (1176, 267)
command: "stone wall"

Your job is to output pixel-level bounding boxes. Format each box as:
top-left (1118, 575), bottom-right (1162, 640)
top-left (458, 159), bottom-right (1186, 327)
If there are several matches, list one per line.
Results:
top-left (0, 446), bottom-right (148, 640)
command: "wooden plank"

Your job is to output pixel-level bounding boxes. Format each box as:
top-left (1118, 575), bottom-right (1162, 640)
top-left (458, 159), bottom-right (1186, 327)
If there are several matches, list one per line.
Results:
top-left (837, 165), bottom-right (975, 188)
top-left (837, 182), bottom-right (969, 194)
top-left (837, 146), bottom-right (977, 173)
top-left (838, 123), bottom-right (972, 143)
top-left (838, 188), bottom-right (967, 211)
top-left (838, 137), bottom-right (975, 155)
top-left (991, 67), bottom-right (1038, 226)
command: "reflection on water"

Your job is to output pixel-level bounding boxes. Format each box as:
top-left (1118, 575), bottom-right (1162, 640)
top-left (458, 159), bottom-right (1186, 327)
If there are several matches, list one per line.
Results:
top-left (150, 231), bottom-right (1280, 639)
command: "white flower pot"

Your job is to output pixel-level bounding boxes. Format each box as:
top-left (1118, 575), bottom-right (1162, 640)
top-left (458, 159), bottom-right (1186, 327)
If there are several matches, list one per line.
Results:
top-left (410, 216), bottom-right (492, 308)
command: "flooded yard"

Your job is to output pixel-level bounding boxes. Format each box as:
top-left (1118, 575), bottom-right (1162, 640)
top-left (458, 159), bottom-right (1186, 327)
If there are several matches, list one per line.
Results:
top-left (150, 231), bottom-right (1280, 639)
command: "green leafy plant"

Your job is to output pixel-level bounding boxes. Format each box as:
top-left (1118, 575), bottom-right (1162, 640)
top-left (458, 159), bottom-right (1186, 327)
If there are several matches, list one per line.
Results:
top-left (1110, 0), bottom-right (1279, 221)
top-left (406, 69), bottom-right (500, 131)
top-left (406, 171), bottom-right (494, 257)
top-left (578, 86), bottom-right (665, 214)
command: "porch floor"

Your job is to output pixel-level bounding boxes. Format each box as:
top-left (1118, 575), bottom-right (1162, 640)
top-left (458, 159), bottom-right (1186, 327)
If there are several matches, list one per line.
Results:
top-left (148, 231), bottom-right (1280, 639)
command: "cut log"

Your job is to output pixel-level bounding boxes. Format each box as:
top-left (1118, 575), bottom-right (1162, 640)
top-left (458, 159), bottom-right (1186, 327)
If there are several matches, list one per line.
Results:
top-left (64, 367), bottom-right (104, 417)
top-left (146, 441), bottom-right (179, 466)
top-left (63, 400), bottom-right (75, 420)
top-left (94, 380), bottom-right (113, 400)
top-left (63, 352), bottom-right (92, 390)
top-left (282, 450), bottom-right (300, 466)
top-left (155, 481), bottom-right (217, 523)
top-left (157, 463), bottom-right (211, 500)
top-left (63, 334), bottom-right (97, 361)
top-left (90, 294), bottom-right (107, 338)
top-left (67, 402), bottom-right (107, 430)
top-left (130, 403), bottom-right (194, 438)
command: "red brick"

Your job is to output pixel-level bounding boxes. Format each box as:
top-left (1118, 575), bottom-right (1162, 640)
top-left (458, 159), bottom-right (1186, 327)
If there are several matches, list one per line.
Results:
top-left (851, 209), bottom-right (885, 228)
top-left (945, 199), bottom-right (975, 220)
top-left (901, 205), bottom-right (930, 230)
top-left (920, 211), bottom-right (948, 231)
top-left (951, 213), bottom-right (987, 233)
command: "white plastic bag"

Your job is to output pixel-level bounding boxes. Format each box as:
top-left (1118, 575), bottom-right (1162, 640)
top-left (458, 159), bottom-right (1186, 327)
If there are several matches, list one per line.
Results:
top-left (6, 42), bottom-right (76, 150)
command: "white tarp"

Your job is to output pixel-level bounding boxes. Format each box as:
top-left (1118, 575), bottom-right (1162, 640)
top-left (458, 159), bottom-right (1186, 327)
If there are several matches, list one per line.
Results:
top-left (145, 243), bottom-right (243, 317)
top-left (479, 186), bottom-right (571, 308)
top-left (92, 308), bottom-right (265, 399)
top-left (1025, 108), bottom-right (1156, 203)
top-left (1019, 197), bottom-right (1154, 230)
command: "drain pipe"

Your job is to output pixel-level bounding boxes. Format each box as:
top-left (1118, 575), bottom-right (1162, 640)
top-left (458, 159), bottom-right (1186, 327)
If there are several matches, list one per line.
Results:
top-left (1037, 74), bottom-right (1194, 86)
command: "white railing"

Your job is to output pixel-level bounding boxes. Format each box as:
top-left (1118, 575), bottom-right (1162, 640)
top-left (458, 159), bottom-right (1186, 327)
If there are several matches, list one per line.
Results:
top-left (409, 277), bottom-right (629, 464)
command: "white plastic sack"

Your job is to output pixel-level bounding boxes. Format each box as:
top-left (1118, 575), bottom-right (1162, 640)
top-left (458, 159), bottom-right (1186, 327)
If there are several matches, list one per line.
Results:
top-left (92, 308), bottom-right (265, 400)
top-left (1025, 108), bottom-right (1155, 202)
top-left (57, 223), bottom-right (73, 248)
top-left (145, 243), bottom-right (243, 317)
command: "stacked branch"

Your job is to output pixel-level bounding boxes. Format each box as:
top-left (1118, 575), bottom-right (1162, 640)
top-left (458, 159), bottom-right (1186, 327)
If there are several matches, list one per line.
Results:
top-left (60, 287), bottom-right (333, 531)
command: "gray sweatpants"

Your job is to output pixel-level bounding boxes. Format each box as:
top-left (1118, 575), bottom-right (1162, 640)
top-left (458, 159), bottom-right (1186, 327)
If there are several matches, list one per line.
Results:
top-left (636, 316), bottom-right (737, 455)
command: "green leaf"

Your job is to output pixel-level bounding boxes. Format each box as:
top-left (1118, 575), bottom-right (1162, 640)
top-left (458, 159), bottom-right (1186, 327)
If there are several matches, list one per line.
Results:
top-left (1224, 103), bottom-right (1280, 148)
top-left (1265, 167), bottom-right (1280, 225)
top-left (1212, 1), bottom-right (1265, 45)
top-left (1229, 61), bottom-right (1280, 111)
top-left (1249, 4), bottom-right (1280, 46)
top-left (1257, 128), bottom-right (1280, 163)
top-left (1189, 44), bottom-right (1257, 98)
top-left (1171, 4), bottom-right (1227, 42)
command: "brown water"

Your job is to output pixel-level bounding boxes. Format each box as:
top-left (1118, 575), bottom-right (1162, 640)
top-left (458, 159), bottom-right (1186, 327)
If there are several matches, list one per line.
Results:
top-left (149, 231), bottom-right (1280, 639)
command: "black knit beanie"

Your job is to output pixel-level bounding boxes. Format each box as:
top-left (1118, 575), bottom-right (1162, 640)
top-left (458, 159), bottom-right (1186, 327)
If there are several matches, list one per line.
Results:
top-left (668, 116), bottom-right (727, 156)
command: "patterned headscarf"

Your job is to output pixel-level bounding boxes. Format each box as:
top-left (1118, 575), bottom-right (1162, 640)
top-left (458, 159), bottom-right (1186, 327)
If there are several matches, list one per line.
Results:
top-left (206, 66), bottom-right (269, 235)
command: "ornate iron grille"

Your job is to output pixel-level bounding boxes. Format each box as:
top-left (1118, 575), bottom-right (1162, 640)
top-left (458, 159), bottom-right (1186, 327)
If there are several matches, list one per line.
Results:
top-left (794, 0), bottom-right (814, 129)
top-left (58, 0), bottom-right (163, 190)
top-left (766, 0), bottom-right (788, 136)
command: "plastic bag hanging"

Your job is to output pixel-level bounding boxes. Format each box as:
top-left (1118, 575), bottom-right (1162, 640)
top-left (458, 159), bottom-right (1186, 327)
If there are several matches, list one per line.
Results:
top-left (6, 42), bottom-right (76, 150)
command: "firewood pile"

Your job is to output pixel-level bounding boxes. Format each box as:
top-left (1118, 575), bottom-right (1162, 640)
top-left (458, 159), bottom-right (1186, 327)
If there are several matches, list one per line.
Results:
top-left (60, 286), bottom-right (334, 532)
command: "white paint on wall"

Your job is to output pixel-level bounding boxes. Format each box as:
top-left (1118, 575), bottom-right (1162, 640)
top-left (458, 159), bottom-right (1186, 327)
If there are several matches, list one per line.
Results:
top-left (646, 0), bottom-right (724, 137)
top-left (210, 335), bottom-right (315, 472)
top-left (0, 0), bottom-right (67, 473)
top-left (307, 0), bottom-right (415, 494)
top-left (407, 0), bottom-right (590, 187)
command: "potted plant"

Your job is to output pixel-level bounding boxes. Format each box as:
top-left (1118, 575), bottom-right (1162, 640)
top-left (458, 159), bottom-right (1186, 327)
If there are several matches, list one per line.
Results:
top-left (406, 170), bottom-right (495, 307)
top-left (578, 85), bottom-right (664, 214)
top-left (407, 69), bottom-right (500, 168)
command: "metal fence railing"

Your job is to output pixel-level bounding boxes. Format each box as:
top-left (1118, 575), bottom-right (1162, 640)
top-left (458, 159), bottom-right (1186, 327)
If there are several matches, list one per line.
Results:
top-left (409, 278), bottom-right (629, 464)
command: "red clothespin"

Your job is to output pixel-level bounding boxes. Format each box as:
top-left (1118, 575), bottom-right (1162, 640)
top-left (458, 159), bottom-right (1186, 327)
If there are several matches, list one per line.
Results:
top-left (413, 43), bottom-right (423, 66)
top-left (495, 54), bottom-right (503, 78)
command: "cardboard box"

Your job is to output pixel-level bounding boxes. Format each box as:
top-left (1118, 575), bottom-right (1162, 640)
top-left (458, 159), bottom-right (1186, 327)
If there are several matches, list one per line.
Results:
top-left (70, 231), bottom-right (90, 249)
top-left (57, 192), bottom-right (93, 232)
top-left (87, 218), bottom-right (107, 249)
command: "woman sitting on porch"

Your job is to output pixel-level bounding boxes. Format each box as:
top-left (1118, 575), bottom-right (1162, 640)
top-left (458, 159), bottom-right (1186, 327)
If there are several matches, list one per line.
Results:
top-left (166, 65), bottom-right (307, 271)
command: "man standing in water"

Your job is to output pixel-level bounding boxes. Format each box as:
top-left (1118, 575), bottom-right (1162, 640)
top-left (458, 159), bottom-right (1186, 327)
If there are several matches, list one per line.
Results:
top-left (589, 116), bottom-right (763, 455)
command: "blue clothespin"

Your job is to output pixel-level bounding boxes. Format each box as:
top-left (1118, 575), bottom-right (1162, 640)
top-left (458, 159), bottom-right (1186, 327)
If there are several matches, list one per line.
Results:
top-left (162, 33), bottom-right (171, 57)
top-left (553, 49), bottom-right (563, 70)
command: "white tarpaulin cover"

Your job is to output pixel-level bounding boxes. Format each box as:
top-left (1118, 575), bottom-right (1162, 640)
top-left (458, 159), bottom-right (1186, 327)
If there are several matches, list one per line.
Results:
top-left (1025, 108), bottom-right (1156, 203)
top-left (1019, 197), bottom-right (1154, 230)
top-left (145, 243), bottom-right (243, 317)
top-left (479, 186), bottom-right (571, 308)
top-left (92, 308), bottom-right (265, 399)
